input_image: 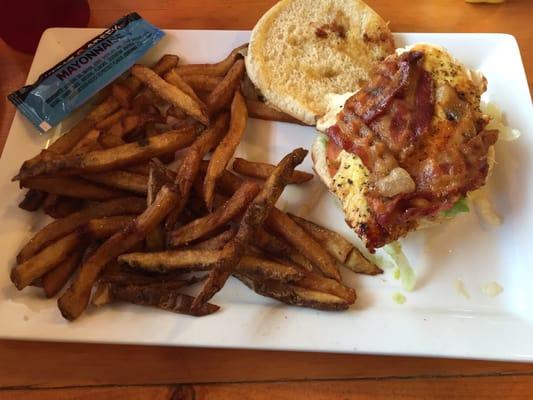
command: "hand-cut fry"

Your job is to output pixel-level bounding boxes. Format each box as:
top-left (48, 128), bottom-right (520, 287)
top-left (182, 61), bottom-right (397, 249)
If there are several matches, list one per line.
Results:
top-left (119, 249), bottom-right (221, 272)
top-left (233, 158), bottom-right (313, 184)
top-left (288, 214), bottom-right (353, 262)
top-left (189, 227), bottom-right (238, 250)
top-left (58, 185), bottom-right (179, 320)
top-left (11, 231), bottom-right (85, 290)
top-left (145, 159), bottom-right (174, 250)
top-left (101, 113), bottom-right (163, 147)
top-left (344, 248), bottom-right (383, 275)
top-left (112, 83), bottom-right (132, 108)
top-left (43, 196), bottom-right (83, 219)
top-left (288, 213), bottom-right (381, 275)
top-left (99, 133), bottom-right (126, 149)
top-left (168, 180), bottom-right (260, 246)
top-left (131, 65), bottom-right (209, 125)
top-left (182, 74), bottom-right (222, 92)
top-left (42, 248), bottom-right (84, 298)
top-left (234, 273), bottom-right (349, 311)
top-left (165, 113), bottom-right (230, 229)
top-left (99, 272), bottom-right (205, 290)
top-left (239, 255), bottom-right (303, 282)
top-left (266, 208), bottom-right (341, 281)
top-left (192, 148), bottom-right (308, 309)
top-left (95, 109), bottom-right (128, 130)
top-left (93, 283), bottom-right (219, 316)
top-left (19, 189), bottom-right (47, 211)
top-left (295, 272), bottom-right (356, 303)
top-left (175, 44), bottom-right (247, 76)
top-left (123, 163), bottom-right (151, 176)
top-left (205, 59), bottom-right (245, 115)
top-left (254, 227), bottom-right (314, 271)
top-left (164, 68), bottom-right (206, 106)
top-left (17, 197), bottom-right (146, 264)
top-left (82, 171), bottom-right (148, 195)
top-left (147, 159), bottom-right (175, 205)
top-left (245, 99), bottom-right (307, 125)
top-left (119, 248), bottom-right (301, 282)
top-left (204, 90), bottom-right (247, 209)
top-left (69, 129), bottom-right (102, 155)
top-left (15, 128), bottom-right (197, 180)
top-left (85, 215), bottom-right (135, 239)
top-left (123, 54), bottom-right (180, 96)
top-left (21, 177), bottom-right (127, 200)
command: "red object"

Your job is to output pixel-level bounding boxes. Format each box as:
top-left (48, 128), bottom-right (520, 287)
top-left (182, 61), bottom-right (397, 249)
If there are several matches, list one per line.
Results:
top-left (0, 0), bottom-right (90, 54)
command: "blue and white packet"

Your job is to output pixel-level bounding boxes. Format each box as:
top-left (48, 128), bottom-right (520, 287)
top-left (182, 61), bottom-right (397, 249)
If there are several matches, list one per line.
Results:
top-left (8, 13), bottom-right (164, 133)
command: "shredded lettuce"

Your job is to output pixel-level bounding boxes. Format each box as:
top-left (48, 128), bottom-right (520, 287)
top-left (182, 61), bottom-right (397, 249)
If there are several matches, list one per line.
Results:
top-left (384, 241), bottom-right (416, 291)
top-left (441, 197), bottom-right (470, 218)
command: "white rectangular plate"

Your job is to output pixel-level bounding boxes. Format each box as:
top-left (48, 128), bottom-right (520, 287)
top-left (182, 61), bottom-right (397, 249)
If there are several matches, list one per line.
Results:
top-left (1, 29), bottom-right (532, 361)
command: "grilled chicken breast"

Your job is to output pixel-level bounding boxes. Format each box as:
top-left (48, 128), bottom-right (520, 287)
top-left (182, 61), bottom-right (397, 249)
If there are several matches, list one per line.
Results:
top-left (313, 43), bottom-right (497, 251)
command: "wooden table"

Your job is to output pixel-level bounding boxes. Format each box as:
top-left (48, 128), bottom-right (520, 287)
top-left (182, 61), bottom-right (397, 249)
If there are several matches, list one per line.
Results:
top-left (1, 1), bottom-right (532, 398)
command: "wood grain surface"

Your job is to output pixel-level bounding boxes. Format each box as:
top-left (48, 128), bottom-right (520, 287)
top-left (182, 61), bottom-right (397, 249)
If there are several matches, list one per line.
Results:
top-left (1, 0), bottom-right (532, 398)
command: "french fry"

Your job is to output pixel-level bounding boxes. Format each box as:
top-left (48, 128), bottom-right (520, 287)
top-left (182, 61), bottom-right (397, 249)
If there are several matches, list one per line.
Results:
top-left (344, 248), bottom-right (383, 276)
top-left (288, 213), bottom-right (382, 275)
top-left (239, 255), bottom-right (303, 282)
top-left (295, 272), bottom-right (356, 303)
top-left (42, 248), bottom-right (84, 298)
top-left (123, 54), bottom-right (180, 96)
top-left (164, 68), bottom-right (206, 107)
top-left (288, 214), bottom-right (353, 262)
top-left (111, 83), bottom-right (132, 109)
top-left (131, 65), bottom-right (209, 125)
top-left (119, 249), bottom-right (221, 272)
top-left (203, 90), bottom-right (247, 210)
top-left (189, 227), bottom-right (238, 250)
top-left (69, 129), bottom-right (102, 155)
top-left (92, 283), bottom-right (219, 316)
top-left (82, 171), bottom-right (148, 195)
top-left (245, 99), bottom-right (307, 125)
top-left (168, 180), bottom-right (260, 247)
top-left (99, 272), bottom-right (205, 290)
top-left (15, 128), bottom-right (197, 180)
top-left (254, 228), bottom-right (314, 271)
top-left (58, 185), bottom-right (179, 320)
top-left (18, 189), bottom-right (47, 211)
top-left (43, 196), bottom-right (83, 219)
top-left (17, 197), bottom-right (146, 264)
top-left (175, 44), bottom-right (247, 76)
top-left (21, 177), bottom-right (127, 200)
top-left (164, 113), bottom-right (230, 230)
top-left (99, 133), bottom-right (126, 149)
top-left (182, 74), bottom-right (222, 92)
top-left (233, 158), bottom-right (313, 184)
top-left (95, 109), bottom-right (128, 130)
top-left (234, 273), bottom-right (349, 311)
top-left (11, 231), bottom-right (85, 290)
top-left (123, 163), bottom-right (151, 176)
top-left (205, 59), bottom-right (245, 115)
top-left (145, 160), bottom-right (174, 250)
top-left (266, 208), bottom-right (341, 281)
top-left (192, 148), bottom-right (308, 309)
top-left (119, 249), bottom-right (301, 283)
top-left (85, 215), bottom-right (136, 239)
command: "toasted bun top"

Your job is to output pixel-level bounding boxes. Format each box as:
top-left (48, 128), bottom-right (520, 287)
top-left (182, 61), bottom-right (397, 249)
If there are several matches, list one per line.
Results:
top-left (245, 0), bottom-right (395, 125)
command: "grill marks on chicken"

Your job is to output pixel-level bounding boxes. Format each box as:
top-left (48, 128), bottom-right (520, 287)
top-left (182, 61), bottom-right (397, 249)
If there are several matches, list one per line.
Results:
top-left (326, 50), bottom-right (497, 251)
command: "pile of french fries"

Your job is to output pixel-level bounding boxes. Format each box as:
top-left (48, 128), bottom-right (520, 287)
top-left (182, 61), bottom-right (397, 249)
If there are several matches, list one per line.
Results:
top-left (11, 45), bottom-right (381, 321)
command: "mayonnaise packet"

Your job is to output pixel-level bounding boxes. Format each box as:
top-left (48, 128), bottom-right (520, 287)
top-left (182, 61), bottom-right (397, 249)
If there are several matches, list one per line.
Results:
top-left (8, 12), bottom-right (164, 133)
